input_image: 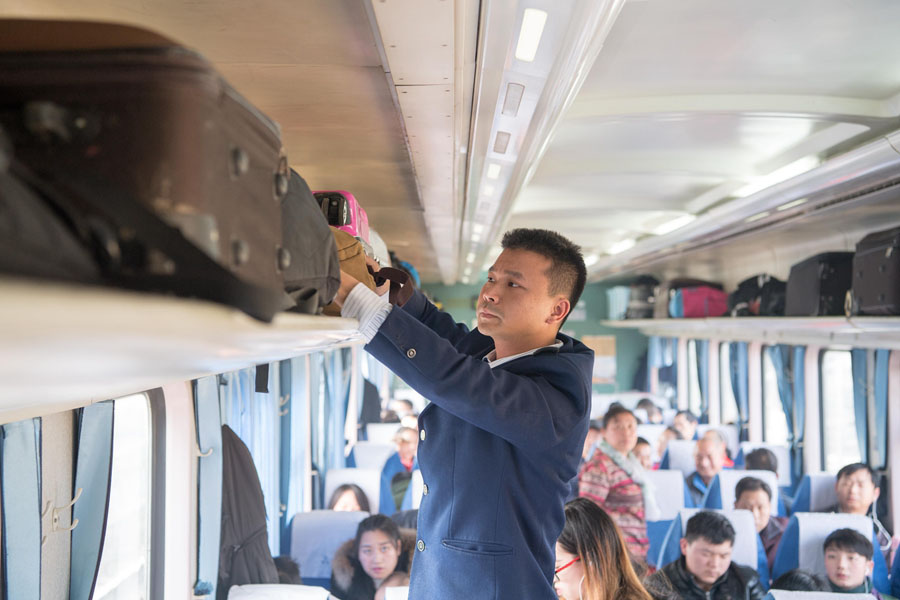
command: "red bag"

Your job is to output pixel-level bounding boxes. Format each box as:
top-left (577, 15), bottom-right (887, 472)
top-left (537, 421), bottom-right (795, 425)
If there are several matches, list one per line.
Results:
top-left (671, 286), bottom-right (728, 318)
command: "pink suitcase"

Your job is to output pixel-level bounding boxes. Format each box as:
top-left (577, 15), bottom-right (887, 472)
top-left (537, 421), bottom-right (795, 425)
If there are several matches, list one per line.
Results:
top-left (314, 190), bottom-right (370, 244)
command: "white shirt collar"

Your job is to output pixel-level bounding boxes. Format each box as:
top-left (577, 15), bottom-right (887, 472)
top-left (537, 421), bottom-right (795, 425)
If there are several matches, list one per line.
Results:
top-left (483, 339), bottom-right (564, 369)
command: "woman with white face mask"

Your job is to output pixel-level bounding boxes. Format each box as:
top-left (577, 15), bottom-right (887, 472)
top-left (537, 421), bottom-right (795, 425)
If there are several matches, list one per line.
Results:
top-left (554, 498), bottom-right (653, 600)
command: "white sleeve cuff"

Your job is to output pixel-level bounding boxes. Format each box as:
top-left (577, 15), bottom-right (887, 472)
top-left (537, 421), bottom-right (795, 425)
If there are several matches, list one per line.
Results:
top-left (341, 283), bottom-right (392, 343)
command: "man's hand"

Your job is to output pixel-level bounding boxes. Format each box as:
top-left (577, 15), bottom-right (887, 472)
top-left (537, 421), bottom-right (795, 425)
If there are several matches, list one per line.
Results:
top-left (365, 255), bottom-right (390, 297)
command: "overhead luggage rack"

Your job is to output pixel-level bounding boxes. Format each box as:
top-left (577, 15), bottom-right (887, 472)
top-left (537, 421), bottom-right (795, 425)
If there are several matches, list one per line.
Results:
top-left (602, 316), bottom-right (900, 351)
top-left (0, 277), bottom-right (362, 421)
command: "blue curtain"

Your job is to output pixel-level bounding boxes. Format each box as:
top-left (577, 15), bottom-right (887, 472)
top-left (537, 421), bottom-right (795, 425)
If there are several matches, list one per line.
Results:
top-left (696, 340), bottom-right (710, 420)
top-left (1, 418), bottom-right (41, 600)
top-left (649, 336), bottom-right (677, 368)
top-left (220, 367), bottom-right (281, 554)
top-left (70, 402), bottom-right (115, 600)
top-left (791, 346), bottom-right (806, 488)
top-left (874, 350), bottom-right (889, 469)
top-left (729, 342), bottom-right (750, 441)
top-left (283, 357), bottom-right (311, 548)
top-left (766, 345), bottom-right (795, 486)
top-left (193, 377), bottom-right (223, 598)
top-left (850, 349), bottom-right (869, 464)
top-left (325, 351), bottom-right (349, 471)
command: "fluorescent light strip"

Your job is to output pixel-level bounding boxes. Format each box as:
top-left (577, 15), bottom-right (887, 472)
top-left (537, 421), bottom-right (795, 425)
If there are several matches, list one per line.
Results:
top-left (515, 9), bottom-right (548, 62)
top-left (652, 214), bottom-right (696, 236)
top-left (607, 239), bottom-right (636, 255)
top-left (493, 131), bottom-right (512, 154)
top-left (483, 184), bottom-right (495, 196)
top-left (733, 156), bottom-right (820, 199)
top-left (486, 163), bottom-right (502, 179)
top-left (472, 224), bottom-right (485, 235)
top-left (584, 254), bottom-right (600, 267)
top-left (466, 252), bottom-right (476, 263)
top-left (501, 84), bottom-right (525, 117)
top-left (777, 198), bottom-right (809, 212)
top-left (745, 211), bottom-right (771, 224)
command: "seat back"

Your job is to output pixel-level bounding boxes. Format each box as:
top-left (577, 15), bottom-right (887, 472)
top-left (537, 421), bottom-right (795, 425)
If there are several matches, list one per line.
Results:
top-left (324, 468), bottom-right (381, 514)
top-left (365, 423), bottom-right (401, 444)
top-left (660, 439), bottom-right (696, 474)
top-left (771, 512), bottom-right (888, 593)
top-left (656, 508), bottom-right (767, 578)
top-left (646, 470), bottom-right (687, 520)
top-left (400, 469), bottom-right (424, 511)
top-left (705, 470), bottom-right (781, 515)
top-left (228, 584), bottom-right (332, 599)
top-left (791, 473), bottom-right (837, 513)
top-left (348, 442), bottom-right (395, 471)
top-left (288, 510), bottom-right (368, 586)
top-left (736, 442), bottom-right (791, 487)
top-left (698, 424), bottom-right (740, 458)
top-left (637, 424), bottom-right (668, 460)
top-left (765, 593), bottom-right (874, 600)
top-left (662, 408), bottom-right (677, 425)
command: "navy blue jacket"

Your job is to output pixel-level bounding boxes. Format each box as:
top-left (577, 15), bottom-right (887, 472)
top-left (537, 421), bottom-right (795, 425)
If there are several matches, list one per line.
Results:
top-left (364, 290), bottom-right (593, 599)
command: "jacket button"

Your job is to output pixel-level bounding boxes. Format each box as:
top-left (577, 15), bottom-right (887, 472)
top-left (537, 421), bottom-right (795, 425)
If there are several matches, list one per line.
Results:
top-left (417, 539), bottom-right (425, 552)
top-left (407, 348), bottom-right (417, 359)
top-left (423, 483), bottom-right (428, 496)
top-left (420, 429), bottom-right (426, 441)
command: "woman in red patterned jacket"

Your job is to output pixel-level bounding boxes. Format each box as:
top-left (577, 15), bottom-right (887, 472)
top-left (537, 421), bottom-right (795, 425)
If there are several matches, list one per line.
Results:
top-left (578, 405), bottom-right (660, 559)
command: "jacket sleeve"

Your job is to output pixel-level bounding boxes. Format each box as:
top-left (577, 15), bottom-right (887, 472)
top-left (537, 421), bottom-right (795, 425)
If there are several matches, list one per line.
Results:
top-left (399, 288), bottom-right (472, 346)
top-left (363, 305), bottom-right (590, 452)
top-left (746, 572), bottom-right (766, 600)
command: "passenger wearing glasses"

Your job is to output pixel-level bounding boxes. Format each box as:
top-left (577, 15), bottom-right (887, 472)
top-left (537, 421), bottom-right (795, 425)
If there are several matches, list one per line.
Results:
top-left (554, 498), bottom-right (652, 600)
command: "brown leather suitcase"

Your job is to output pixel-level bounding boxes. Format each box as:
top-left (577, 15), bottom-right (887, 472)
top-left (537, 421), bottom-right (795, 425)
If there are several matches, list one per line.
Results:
top-left (0, 20), bottom-right (289, 321)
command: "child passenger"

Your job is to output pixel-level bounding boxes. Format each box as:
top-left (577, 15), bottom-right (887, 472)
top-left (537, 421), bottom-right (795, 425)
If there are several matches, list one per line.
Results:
top-left (823, 528), bottom-right (896, 598)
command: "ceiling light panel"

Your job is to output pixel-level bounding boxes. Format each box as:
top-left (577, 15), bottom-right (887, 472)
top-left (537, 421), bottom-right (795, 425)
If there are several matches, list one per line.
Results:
top-left (371, 0), bottom-right (453, 84)
top-left (514, 9), bottom-right (548, 63)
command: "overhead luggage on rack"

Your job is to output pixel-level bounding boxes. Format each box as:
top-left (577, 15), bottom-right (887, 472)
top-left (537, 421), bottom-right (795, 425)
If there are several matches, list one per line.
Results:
top-left (728, 274), bottom-right (786, 316)
top-left (625, 275), bottom-right (658, 319)
top-left (315, 190), bottom-right (372, 254)
top-left (654, 278), bottom-right (724, 318)
top-left (669, 285), bottom-right (728, 318)
top-left (847, 226), bottom-right (900, 316)
top-left (0, 19), bottom-right (289, 322)
top-left (784, 252), bottom-right (853, 316)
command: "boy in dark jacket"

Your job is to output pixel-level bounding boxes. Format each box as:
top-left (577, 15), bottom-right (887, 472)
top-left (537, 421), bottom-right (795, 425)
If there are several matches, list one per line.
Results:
top-left (646, 511), bottom-right (766, 600)
top-left (824, 528), bottom-right (896, 599)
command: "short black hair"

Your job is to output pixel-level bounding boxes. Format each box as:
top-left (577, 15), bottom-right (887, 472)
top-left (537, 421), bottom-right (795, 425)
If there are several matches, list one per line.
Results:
top-left (274, 555), bottom-right (303, 585)
top-left (684, 511), bottom-right (735, 546)
top-left (602, 405), bottom-right (637, 429)
top-left (771, 569), bottom-right (829, 592)
top-left (588, 419), bottom-right (603, 432)
top-left (500, 228), bottom-right (587, 319)
top-left (735, 476), bottom-right (772, 501)
top-left (665, 426), bottom-right (683, 440)
top-left (745, 448), bottom-right (778, 473)
top-left (675, 410), bottom-right (698, 424)
top-left (635, 437), bottom-right (650, 447)
top-left (837, 463), bottom-right (878, 487)
top-left (823, 528), bottom-right (874, 560)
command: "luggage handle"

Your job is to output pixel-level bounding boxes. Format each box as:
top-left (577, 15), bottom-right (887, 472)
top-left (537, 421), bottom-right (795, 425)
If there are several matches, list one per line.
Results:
top-left (11, 159), bottom-right (284, 322)
top-left (368, 266), bottom-right (413, 308)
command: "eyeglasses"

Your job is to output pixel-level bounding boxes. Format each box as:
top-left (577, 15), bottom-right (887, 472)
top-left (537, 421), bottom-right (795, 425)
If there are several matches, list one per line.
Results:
top-left (553, 556), bottom-right (580, 583)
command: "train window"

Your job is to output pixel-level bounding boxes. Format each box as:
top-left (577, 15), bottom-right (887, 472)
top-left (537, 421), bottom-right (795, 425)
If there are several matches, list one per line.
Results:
top-left (93, 394), bottom-right (152, 600)
top-left (687, 340), bottom-right (702, 416)
top-left (762, 348), bottom-right (789, 444)
top-left (820, 350), bottom-right (861, 472)
top-left (719, 343), bottom-right (739, 425)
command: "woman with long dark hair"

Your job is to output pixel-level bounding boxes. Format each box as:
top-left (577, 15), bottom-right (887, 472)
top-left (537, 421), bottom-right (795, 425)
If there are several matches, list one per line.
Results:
top-left (331, 514), bottom-right (414, 600)
top-left (555, 498), bottom-right (652, 600)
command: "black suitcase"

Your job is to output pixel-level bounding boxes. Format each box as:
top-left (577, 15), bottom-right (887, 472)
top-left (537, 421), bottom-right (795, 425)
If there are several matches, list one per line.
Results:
top-left (784, 252), bottom-right (854, 316)
top-left (0, 20), bottom-right (288, 321)
top-left (728, 274), bottom-right (786, 316)
top-left (280, 169), bottom-right (341, 314)
top-left (848, 227), bottom-right (900, 315)
top-left (625, 275), bottom-right (658, 319)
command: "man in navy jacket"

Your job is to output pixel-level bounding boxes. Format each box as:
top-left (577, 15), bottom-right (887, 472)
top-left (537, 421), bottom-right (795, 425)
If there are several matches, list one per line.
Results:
top-left (334, 229), bottom-right (593, 599)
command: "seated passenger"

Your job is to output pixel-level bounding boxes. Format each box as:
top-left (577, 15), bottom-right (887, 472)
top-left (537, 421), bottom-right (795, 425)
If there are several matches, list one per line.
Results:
top-left (745, 447), bottom-right (791, 513)
top-left (374, 572), bottom-right (410, 600)
top-left (733, 476), bottom-right (787, 571)
top-left (645, 511), bottom-right (765, 600)
top-left (331, 514), bottom-right (414, 600)
top-left (685, 431), bottom-right (727, 507)
top-left (554, 497), bottom-right (652, 600)
top-left (673, 410), bottom-right (699, 441)
top-left (379, 427), bottom-right (418, 514)
top-left (329, 483), bottom-right (371, 513)
top-left (633, 437), bottom-right (653, 471)
top-left (579, 406), bottom-right (659, 558)
top-left (655, 426), bottom-right (683, 467)
top-left (827, 463), bottom-right (891, 558)
top-left (823, 528), bottom-right (896, 598)
top-left (637, 398), bottom-right (664, 424)
top-left (770, 569), bottom-right (829, 592)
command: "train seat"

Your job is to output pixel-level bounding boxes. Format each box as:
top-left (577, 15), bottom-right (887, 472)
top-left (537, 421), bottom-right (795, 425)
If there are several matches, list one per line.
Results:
top-left (697, 424), bottom-right (740, 458)
top-left (764, 592), bottom-right (875, 600)
top-left (662, 408), bottom-right (677, 426)
top-left (365, 423), bottom-right (402, 445)
top-left (771, 513), bottom-right (889, 594)
top-left (654, 508), bottom-right (768, 584)
top-left (704, 469), bottom-right (784, 516)
top-left (636, 424), bottom-right (667, 458)
top-left (400, 469), bottom-right (423, 511)
top-left (658, 439), bottom-right (696, 474)
top-left (890, 546), bottom-right (900, 597)
top-left (287, 510), bottom-right (368, 589)
top-left (324, 468), bottom-right (381, 514)
top-left (228, 584), bottom-right (332, 599)
top-left (735, 443), bottom-right (791, 487)
top-left (791, 473), bottom-right (837, 513)
top-left (347, 441), bottom-right (395, 471)
top-left (643, 469), bottom-right (689, 566)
